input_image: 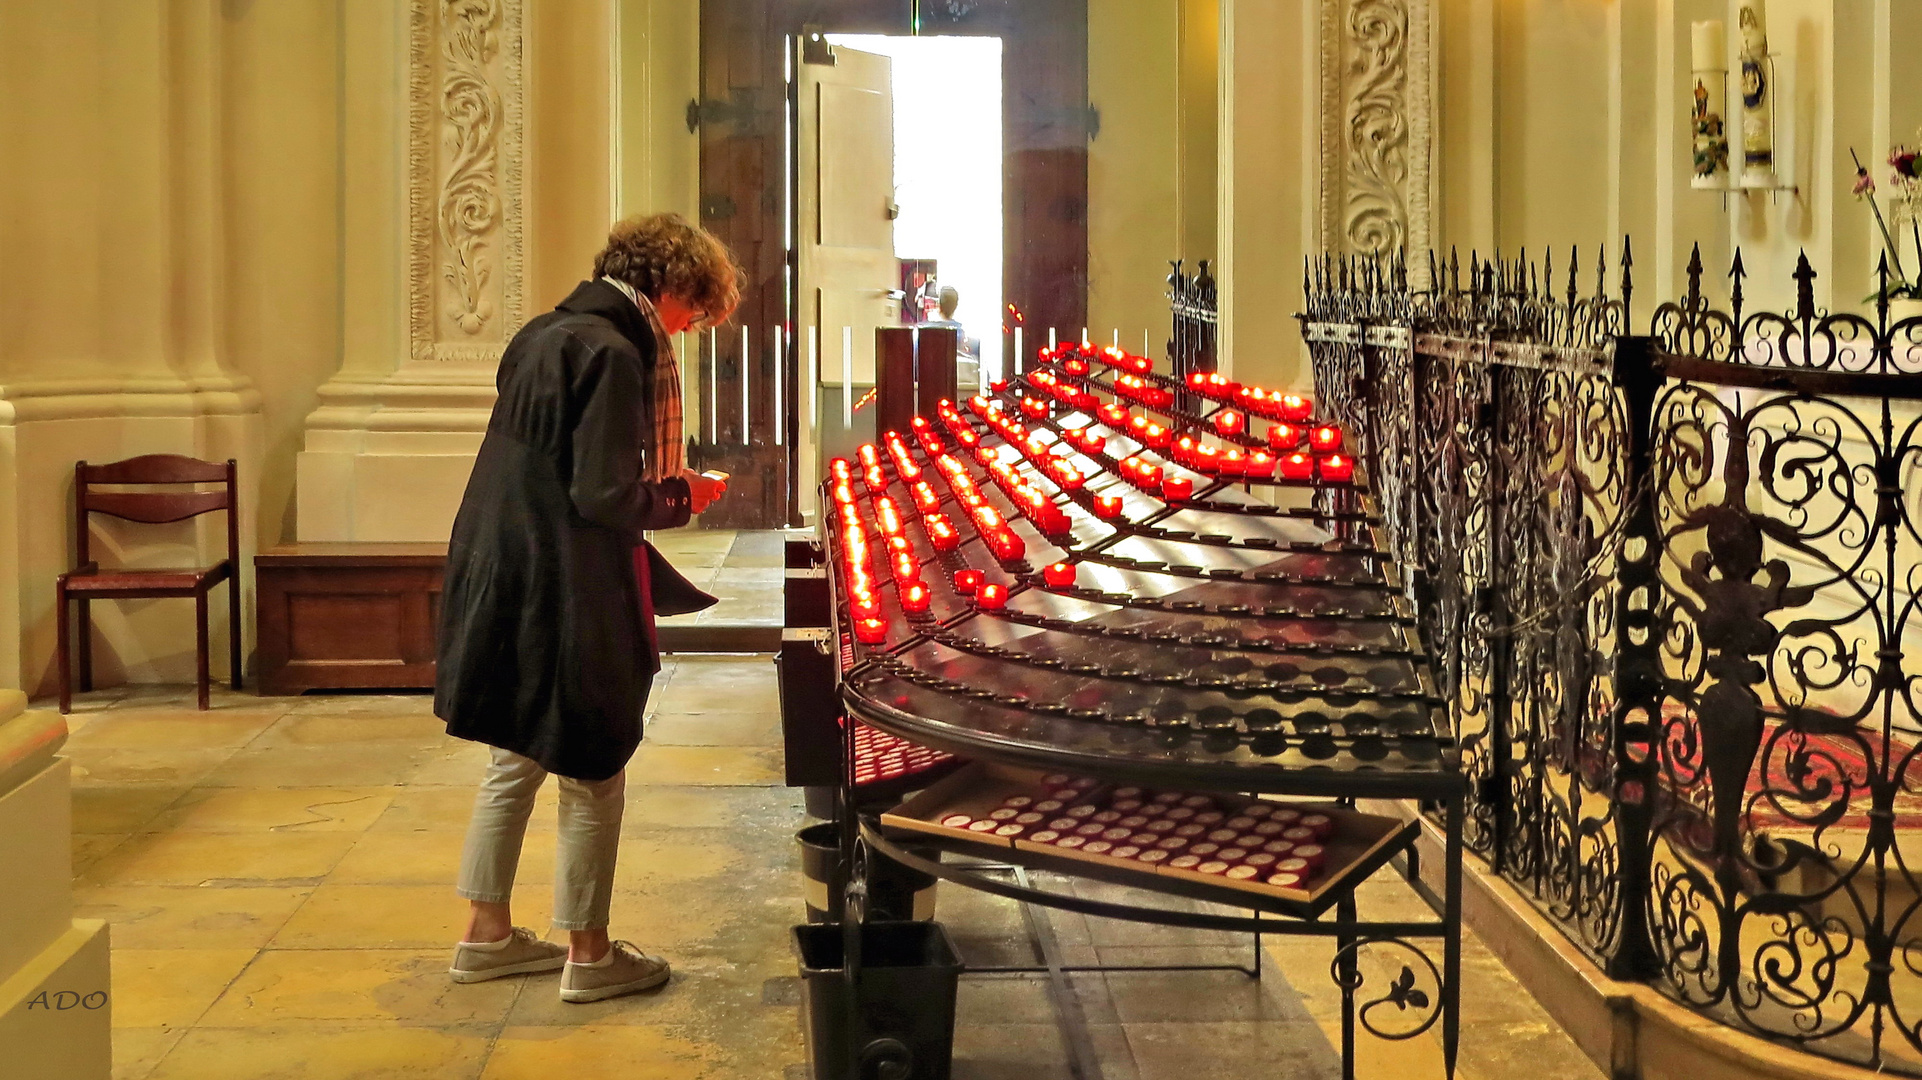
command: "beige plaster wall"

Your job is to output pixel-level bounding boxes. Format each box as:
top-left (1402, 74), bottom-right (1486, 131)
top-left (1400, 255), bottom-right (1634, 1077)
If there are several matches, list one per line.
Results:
top-left (0, 0), bottom-right (265, 695)
top-left (1434, 0), bottom-right (1920, 319)
top-left (1088, 0), bottom-right (1182, 346)
top-left (221, 2), bottom-right (344, 550)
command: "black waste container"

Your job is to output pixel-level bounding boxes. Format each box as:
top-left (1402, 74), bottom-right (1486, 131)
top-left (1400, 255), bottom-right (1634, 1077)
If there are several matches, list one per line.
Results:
top-left (798, 823), bottom-right (939, 923)
top-left (794, 920), bottom-right (963, 1080)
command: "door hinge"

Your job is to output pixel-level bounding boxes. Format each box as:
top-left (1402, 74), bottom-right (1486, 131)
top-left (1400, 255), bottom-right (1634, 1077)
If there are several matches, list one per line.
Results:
top-left (801, 25), bottom-right (837, 66)
top-left (685, 89), bottom-right (762, 134)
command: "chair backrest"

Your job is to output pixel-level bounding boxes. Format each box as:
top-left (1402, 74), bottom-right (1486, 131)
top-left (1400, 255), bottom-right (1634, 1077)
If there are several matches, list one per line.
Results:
top-left (74, 455), bottom-right (239, 570)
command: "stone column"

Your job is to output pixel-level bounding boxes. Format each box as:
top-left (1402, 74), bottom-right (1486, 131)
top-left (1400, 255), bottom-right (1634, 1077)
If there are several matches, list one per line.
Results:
top-left (296, 0), bottom-right (529, 541)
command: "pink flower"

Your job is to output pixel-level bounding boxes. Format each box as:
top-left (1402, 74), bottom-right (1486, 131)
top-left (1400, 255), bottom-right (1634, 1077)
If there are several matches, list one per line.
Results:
top-left (1854, 170), bottom-right (1877, 197)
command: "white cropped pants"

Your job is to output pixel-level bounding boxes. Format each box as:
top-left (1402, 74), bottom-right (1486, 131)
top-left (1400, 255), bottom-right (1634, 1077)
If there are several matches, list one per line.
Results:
top-left (455, 746), bottom-right (625, 931)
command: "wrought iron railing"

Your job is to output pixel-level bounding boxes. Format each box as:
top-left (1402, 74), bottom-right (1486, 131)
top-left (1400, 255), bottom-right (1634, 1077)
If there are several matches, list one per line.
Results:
top-left (1299, 243), bottom-right (1922, 1073)
top-left (1168, 259), bottom-right (1218, 396)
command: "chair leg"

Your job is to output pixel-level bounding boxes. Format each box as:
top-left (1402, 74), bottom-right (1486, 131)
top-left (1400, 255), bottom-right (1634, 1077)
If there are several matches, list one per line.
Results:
top-left (195, 591), bottom-right (211, 711)
top-left (228, 577), bottom-right (243, 690)
top-left (56, 584), bottom-right (71, 715)
top-left (76, 597), bottom-right (93, 692)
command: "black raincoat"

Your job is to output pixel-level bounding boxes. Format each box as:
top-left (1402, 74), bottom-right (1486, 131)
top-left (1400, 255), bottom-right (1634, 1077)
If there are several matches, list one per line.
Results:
top-left (434, 279), bottom-right (716, 780)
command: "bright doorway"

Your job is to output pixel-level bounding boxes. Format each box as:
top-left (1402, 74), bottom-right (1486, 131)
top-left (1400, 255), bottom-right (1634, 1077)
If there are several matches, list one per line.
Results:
top-left (798, 34), bottom-right (1004, 510)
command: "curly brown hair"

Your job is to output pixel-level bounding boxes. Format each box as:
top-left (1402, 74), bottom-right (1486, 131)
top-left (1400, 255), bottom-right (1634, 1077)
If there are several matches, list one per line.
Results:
top-left (592, 213), bottom-right (742, 328)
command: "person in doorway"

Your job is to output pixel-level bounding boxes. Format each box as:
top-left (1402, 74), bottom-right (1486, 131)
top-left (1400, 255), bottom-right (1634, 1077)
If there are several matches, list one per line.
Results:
top-left (924, 285), bottom-right (982, 391)
top-left (435, 212), bottom-right (739, 1003)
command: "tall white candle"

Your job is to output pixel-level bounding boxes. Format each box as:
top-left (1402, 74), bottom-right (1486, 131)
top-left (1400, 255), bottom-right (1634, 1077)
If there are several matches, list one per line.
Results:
top-left (1690, 20), bottom-right (1724, 71)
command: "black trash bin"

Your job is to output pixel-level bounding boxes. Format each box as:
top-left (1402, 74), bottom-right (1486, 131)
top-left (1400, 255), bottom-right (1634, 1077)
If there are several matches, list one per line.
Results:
top-left (794, 920), bottom-right (963, 1080)
top-left (798, 823), bottom-right (939, 923)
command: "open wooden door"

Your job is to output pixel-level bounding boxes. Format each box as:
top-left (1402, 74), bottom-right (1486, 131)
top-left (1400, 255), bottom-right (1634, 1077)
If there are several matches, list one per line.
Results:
top-left (795, 35), bottom-right (897, 523)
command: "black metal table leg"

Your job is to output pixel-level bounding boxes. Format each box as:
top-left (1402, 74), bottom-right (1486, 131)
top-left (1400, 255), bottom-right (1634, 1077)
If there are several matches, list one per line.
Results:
top-left (1443, 796), bottom-right (1463, 1080)
top-left (1337, 892), bottom-right (1358, 1080)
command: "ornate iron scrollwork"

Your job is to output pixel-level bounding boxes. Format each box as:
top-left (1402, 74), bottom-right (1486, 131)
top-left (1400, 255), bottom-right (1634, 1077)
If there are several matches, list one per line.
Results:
top-left (1299, 239), bottom-right (1922, 1073)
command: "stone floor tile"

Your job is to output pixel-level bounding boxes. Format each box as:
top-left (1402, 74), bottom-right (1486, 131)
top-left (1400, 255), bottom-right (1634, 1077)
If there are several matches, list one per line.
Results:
top-left (499, 949), bottom-right (791, 1029)
top-left (198, 949), bottom-right (520, 1026)
top-left (74, 885), bottom-right (313, 949)
top-left (199, 743), bottom-right (433, 788)
top-left (329, 827), bottom-right (559, 886)
top-left (142, 786), bottom-right (396, 834)
top-left (112, 1026), bottom-right (187, 1080)
top-left (66, 747), bottom-right (239, 788)
top-left (641, 711), bottom-right (782, 747)
top-left (270, 883), bottom-right (551, 949)
top-left (61, 709), bottom-right (287, 750)
top-left (1124, 1019), bottom-right (1343, 1080)
top-left (401, 741), bottom-right (497, 786)
top-left (622, 744), bottom-right (782, 787)
top-left (950, 1020), bottom-right (1138, 1080)
top-left (109, 948), bottom-right (259, 1028)
top-left (1096, 950), bottom-right (1311, 1025)
top-left (281, 691), bottom-right (438, 717)
top-left (71, 785), bottom-right (193, 834)
top-left (74, 832), bottom-right (132, 876)
top-left (481, 1019), bottom-right (803, 1079)
top-left (52, 688), bottom-right (135, 715)
top-left (712, 566), bottom-right (782, 585)
top-left (250, 711), bottom-right (451, 749)
top-left (81, 830), bottom-right (359, 887)
top-left (147, 1024), bottom-right (494, 1080)
top-left (371, 784), bottom-right (557, 833)
top-left (619, 783), bottom-right (803, 830)
top-left (957, 971), bottom-right (1121, 1029)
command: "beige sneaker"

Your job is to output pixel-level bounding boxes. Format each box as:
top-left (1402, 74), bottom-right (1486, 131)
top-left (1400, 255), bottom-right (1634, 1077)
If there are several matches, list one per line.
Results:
top-left (560, 941), bottom-right (671, 1003)
top-left (449, 927), bottom-right (567, 983)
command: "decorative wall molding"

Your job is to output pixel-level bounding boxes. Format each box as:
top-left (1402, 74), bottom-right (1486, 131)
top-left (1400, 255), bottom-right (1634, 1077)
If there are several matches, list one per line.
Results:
top-left (1318, 0), bottom-right (1432, 273)
top-left (408, 0), bottom-right (525, 364)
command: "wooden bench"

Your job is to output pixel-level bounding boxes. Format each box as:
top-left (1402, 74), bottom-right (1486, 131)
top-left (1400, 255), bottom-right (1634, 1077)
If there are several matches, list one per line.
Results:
top-left (255, 543), bottom-right (446, 694)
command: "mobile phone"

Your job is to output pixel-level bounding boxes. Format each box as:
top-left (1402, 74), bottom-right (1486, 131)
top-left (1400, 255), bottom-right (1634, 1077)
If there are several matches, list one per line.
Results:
top-left (700, 470), bottom-right (730, 483)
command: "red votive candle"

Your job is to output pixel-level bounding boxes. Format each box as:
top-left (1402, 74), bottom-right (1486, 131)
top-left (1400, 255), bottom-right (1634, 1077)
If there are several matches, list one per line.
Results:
top-left (1141, 423), bottom-right (1170, 449)
top-left (1245, 451), bottom-right (1276, 478)
top-left (1220, 449), bottom-right (1246, 477)
top-left (1311, 425), bottom-right (1343, 453)
top-left (854, 617), bottom-right (888, 644)
top-left (1099, 403), bottom-right (1128, 425)
top-left (1093, 494), bottom-right (1124, 519)
top-left (1280, 452), bottom-right (1314, 481)
top-left (1161, 477), bottom-right (1193, 501)
top-left (1268, 422), bottom-right (1302, 450)
top-left (1280, 394), bottom-right (1313, 422)
top-left (976, 583), bottom-right (1007, 610)
top-left (1043, 562), bottom-right (1077, 588)
top-left (1213, 409), bottom-right (1246, 436)
top-left (1317, 454), bottom-right (1354, 483)
top-left (900, 582), bottom-right (931, 614)
top-left (1193, 446), bottom-right (1221, 473)
top-left (953, 568), bottom-right (983, 594)
top-left (1137, 463), bottom-right (1162, 490)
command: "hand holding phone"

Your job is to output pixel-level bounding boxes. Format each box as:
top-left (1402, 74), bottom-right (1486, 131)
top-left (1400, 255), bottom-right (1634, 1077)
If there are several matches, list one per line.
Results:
top-left (681, 468), bottom-right (728, 513)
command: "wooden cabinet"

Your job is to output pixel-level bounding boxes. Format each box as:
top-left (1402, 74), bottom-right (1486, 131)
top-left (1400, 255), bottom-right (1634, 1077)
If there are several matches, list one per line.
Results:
top-left (255, 543), bottom-right (446, 694)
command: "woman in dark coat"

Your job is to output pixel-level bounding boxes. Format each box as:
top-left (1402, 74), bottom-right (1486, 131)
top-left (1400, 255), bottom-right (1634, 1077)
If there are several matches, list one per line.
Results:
top-left (436, 213), bottom-right (738, 1004)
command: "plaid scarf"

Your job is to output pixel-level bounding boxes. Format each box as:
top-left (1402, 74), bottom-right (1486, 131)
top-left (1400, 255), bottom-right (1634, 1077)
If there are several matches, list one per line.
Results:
top-left (603, 278), bottom-right (686, 483)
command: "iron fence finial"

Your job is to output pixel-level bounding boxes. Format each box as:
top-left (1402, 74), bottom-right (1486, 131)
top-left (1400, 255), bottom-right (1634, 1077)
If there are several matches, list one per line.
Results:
top-left (1793, 251), bottom-right (1817, 324)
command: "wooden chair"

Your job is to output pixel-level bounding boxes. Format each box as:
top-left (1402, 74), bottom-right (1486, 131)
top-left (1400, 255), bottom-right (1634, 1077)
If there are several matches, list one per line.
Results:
top-left (56, 455), bottom-right (242, 712)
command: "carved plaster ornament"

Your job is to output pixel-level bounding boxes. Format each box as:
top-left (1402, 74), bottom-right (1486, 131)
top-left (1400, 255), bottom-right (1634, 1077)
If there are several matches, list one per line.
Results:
top-left (1320, 0), bottom-right (1432, 271)
top-left (409, 0), bottom-right (525, 363)
top-left (1736, 1), bottom-right (1776, 188)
